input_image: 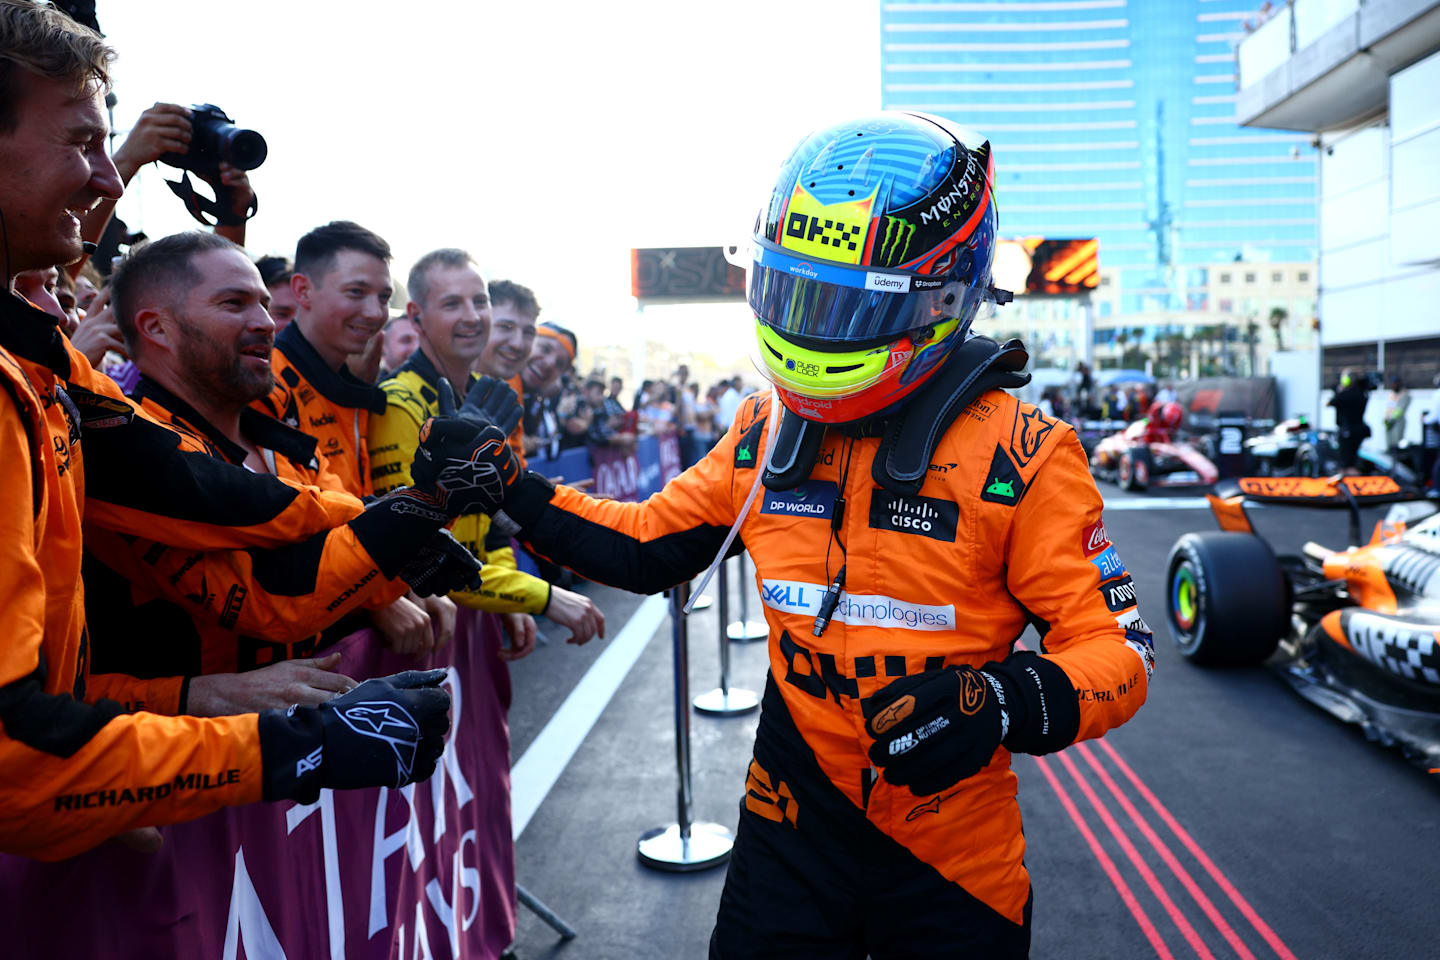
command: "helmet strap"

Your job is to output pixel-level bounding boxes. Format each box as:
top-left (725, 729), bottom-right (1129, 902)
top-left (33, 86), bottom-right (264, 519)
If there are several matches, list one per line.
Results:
top-left (871, 335), bottom-right (1031, 496)
top-left (761, 406), bottom-right (828, 491)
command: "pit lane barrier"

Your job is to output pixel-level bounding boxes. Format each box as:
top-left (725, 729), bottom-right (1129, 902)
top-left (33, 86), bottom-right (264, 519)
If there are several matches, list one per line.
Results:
top-left (638, 580), bottom-right (735, 871)
top-left (693, 554), bottom-right (760, 716)
top-left (726, 551), bottom-right (768, 642)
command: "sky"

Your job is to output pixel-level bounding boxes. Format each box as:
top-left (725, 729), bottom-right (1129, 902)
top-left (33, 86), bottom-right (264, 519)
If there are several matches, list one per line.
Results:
top-left (100, 0), bottom-right (880, 379)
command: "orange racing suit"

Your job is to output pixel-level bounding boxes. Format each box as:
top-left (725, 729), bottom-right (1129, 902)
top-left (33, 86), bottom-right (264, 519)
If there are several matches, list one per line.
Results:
top-left (502, 389), bottom-right (1153, 952)
top-left (82, 376), bottom-right (411, 691)
top-left (257, 321), bottom-right (388, 497)
top-left (0, 295), bottom-right (266, 859)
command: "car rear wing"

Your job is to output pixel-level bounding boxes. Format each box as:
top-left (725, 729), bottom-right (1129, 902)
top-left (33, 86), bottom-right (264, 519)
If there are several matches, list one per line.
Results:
top-left (1207, 475), bottom-right (1419, 546)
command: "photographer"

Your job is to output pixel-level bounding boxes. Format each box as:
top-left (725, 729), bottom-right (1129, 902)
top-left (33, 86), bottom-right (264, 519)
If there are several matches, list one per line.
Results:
top-left (77, 102), bottom-right (257, 255)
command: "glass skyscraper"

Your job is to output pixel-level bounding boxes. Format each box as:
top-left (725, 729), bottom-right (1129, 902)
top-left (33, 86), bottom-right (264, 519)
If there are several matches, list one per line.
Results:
top-left (880, 0), bottom-right (1318, 322)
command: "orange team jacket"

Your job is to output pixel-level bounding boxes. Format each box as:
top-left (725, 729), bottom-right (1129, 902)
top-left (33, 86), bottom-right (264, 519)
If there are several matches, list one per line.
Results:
top-left (506, 373), bottom-right (526, 463)
top-left (257, 321), bottom-right (389, 498)
top-left (0, 294), bottom-right (347, 860)
top-left (82, 376), bottom-right (411, 695)
top-left (502, 389), bottom-right (1153, 925)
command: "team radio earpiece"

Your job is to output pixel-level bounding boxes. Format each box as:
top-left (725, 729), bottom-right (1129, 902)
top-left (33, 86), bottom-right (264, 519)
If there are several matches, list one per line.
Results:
top-left (81, 241), bottom-right (98, 254)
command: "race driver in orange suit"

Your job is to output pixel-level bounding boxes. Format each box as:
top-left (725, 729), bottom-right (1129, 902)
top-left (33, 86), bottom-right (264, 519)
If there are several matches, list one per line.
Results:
top-left (0, 0), bottom-right (523, 861)
top-left (445, 113), bottom-right (1154, 957)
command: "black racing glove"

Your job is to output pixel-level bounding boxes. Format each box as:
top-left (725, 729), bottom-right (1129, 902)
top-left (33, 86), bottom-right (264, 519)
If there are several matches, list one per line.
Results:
top-left (400, 528), bottom-right (483, 597)
top-left (410, 378), bottom-right (522, 517)
top-left (865, 653), bottom-right (1081, 796)
top-left (866, 665), bottom-right (1014, 796)
top-left (258, 669), bottom-right (452, 804)
top-left (458, 375), bottom-right (523, 436)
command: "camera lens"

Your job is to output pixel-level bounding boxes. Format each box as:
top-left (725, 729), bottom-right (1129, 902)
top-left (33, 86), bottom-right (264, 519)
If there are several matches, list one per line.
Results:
top-left (223, 128), bottom-right (268, 171)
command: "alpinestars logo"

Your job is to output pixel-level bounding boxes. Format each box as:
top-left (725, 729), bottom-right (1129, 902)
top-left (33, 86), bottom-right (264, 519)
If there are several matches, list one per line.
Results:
top-left (879, 216), bottom-right (915, 265)
top-left (337, 702), bottom-right (421, 785)
top-left (296, 746), bottom-right (323, 778)
top-left (437, 457), bottom-right (504, 503)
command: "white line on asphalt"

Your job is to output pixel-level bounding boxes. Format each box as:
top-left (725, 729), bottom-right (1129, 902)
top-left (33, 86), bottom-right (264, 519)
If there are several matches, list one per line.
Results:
top-left (1102, 497), bottom-right (1212, 510)
top-left (511, 593), bottom-right (670, 840)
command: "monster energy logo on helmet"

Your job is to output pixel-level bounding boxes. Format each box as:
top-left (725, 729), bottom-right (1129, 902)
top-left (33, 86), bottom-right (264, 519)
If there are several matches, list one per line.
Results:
top-left (878, 216), bottom-right (915, 267)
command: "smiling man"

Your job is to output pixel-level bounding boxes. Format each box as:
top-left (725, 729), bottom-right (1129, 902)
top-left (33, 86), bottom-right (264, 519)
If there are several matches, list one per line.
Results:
top-left (0, 0), bottom-right (456, 861)
top-left (370, 249), bottom-right (604, 649)
top-left (479, 279), bottom-right (540, 459)
top-left (258, 221), bottom-right (393, 498)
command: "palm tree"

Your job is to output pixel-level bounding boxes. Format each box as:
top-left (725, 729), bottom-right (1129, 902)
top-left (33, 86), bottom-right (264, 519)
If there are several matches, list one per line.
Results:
top-left (1268, 306), bottom-right (1288, 351)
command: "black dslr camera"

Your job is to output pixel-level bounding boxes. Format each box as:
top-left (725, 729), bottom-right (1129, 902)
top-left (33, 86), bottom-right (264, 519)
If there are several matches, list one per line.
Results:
top-left (159, 104), bottom-right (266, 227)
top-left (159, 104), bottom-right (267, 175)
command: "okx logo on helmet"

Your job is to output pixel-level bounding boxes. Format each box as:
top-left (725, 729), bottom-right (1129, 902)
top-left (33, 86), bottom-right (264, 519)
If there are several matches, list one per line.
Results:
top-left (745, 113), bottom-right (1001, 424)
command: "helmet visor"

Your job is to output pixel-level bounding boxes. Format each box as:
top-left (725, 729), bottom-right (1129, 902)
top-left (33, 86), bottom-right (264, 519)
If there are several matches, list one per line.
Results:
top-left (747, 239), bottom-right (975, 346)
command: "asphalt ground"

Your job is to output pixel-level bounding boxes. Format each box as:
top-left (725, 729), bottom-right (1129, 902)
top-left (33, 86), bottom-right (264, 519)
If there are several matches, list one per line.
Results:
top-left (505, 487), bottom-right (1440, 959)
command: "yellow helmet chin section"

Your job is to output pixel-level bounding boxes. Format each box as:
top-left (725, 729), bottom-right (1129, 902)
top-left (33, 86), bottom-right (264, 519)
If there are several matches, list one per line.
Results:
top-left (778, 183), bottom-right (879, 265)
top-left (756, 321), bottom-right (891, 398)
top-left (755, 316), bottom-right (965, 400)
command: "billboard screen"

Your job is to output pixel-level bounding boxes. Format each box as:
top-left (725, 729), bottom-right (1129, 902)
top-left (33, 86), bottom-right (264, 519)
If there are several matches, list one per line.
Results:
top-left (991, 237), bottom-right (1099, 296)
top-left (631, 246), bottom-right (746, 303)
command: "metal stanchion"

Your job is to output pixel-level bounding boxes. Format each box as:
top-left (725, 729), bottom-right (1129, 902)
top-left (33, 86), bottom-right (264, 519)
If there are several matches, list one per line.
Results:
top-left (515, 883), bottom-right (577, 940)
top-left (694, 560), bottom-right (759, 716)
top-left (637, 582), bottom-right (734, 871)
top-left (726, 551), bottom-right (767, 642)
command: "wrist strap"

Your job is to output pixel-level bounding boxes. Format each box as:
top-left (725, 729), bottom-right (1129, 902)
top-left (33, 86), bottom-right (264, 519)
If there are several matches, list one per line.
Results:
top-left (986, 652), bottom-right (1080, 756)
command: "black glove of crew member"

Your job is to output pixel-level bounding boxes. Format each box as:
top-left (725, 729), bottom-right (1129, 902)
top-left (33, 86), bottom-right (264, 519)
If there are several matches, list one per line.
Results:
top-left (410, 378), bottom-right (521, 517)
top-left (865, 665), bottom-right (1013, 796)
top-left (259, 669), bottom-right (452, 804)
top-left (400, 528), bottom-right (483, 597)
top-left (459, 375), bottom-right (523, 436)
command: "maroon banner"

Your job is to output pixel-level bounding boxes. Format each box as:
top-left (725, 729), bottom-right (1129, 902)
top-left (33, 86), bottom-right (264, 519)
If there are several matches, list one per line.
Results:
top-left (591, 444), bottom-right (641, 501)
top-left (0, 611), bottom-right (515, 959)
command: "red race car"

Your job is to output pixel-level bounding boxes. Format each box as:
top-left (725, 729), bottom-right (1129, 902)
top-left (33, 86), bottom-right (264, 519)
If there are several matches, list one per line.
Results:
top-left (1089, 401), bottom-right (1218, 491)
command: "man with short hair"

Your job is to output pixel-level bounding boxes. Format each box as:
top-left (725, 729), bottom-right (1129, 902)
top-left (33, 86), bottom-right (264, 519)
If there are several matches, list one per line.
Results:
top-left (371, 250), bottom-right (604, 647)
top-left (479, 278), bottom-right (539, 458)
top-left (254, 254), bottom-right (297, 332)
top-left (0, 0), bottom-right (462, 860)
top-left (258, 220), bottom-right (393, 499)
top-left (85, 231), bottom-right (478, 699)
top-left (381, 313), bottom-right (420, 376)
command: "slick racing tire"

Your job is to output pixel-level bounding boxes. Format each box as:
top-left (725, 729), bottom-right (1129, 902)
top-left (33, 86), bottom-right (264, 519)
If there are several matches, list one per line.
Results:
top-left (1118, 449), bottom-right (1150, 492)
top-left (1294, 444), bottom-right (1323, 477)
top-left (1166, 532), bottom-right (1287, 666)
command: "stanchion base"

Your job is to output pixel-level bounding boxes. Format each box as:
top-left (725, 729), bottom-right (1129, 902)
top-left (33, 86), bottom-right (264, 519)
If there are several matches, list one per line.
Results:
top-left (689, 593), bottom-right (714, 610)
top-left (636, 822), bottom-right (733, 872)
top-left (692, 687), bottom-right (760, 716)
top-left (726, 620), bottom-right (768, 642)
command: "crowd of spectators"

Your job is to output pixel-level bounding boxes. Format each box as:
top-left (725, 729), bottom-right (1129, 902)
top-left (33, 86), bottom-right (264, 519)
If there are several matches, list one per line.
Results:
top-left (0, 2), bottom-right (618, 954)
top-left (517, 357), bottom-right (753, 468)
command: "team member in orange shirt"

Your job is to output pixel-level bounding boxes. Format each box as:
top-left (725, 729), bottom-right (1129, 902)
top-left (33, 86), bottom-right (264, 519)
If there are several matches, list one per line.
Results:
top-left (82, 232), bottom-right (483, 711)
top-left (0, 1), bottom-right (463, 860)
top-left (477, 279), bottom-right (538, 460)
top-left (259, 220), bottom-right (393, 499)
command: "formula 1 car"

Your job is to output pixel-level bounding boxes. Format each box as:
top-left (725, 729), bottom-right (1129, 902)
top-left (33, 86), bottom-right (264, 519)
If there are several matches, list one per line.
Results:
top-left (1089, 419), bottom-right (1219, 492)
top-left (1244, 416), bottom-right (1422, 485)
top-left (1165, 474), bottom-right (1440, 769)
